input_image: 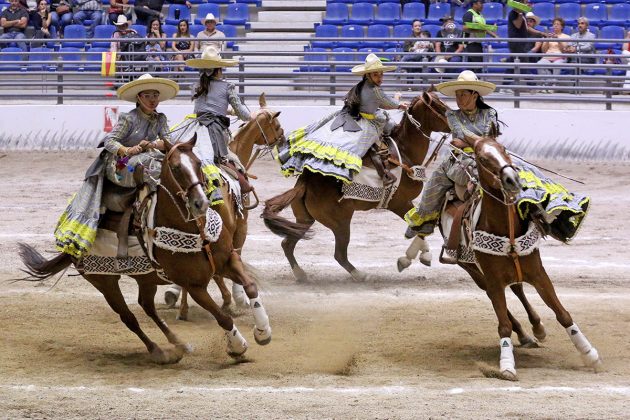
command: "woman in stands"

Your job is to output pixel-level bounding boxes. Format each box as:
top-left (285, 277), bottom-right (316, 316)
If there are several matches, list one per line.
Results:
top-left (171, 19), bottom-right (194, 73)
top-left (404, 70), bottom-right (589, 244)
top-left (147, 17), bottom-right (166, 51)
top-left (279, 53), bottom-right (408, 186)
top-left (170, 46), bottom-right (255, 203)
top-left (30, 0), bottom-right (52, 46)
top-left (54, 74), bottom-right (179, 258)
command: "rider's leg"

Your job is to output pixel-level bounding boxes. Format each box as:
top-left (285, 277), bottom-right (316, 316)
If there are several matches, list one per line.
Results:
top-left (368, 145), bottom-right (396, 186)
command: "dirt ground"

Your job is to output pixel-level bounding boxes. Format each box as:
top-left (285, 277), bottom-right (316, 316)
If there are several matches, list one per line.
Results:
top-left (0, 152), bottom-right (629, 419)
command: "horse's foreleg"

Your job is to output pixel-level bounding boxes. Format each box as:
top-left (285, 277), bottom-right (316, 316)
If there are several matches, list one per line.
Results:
top-left (510, 283), bottom-right (546, 342)
top-left (186, 284), bottom-right (249, 358)
top-left (281, 198), bottom-right (315, 282)
top-left (397, 235), bottom-right (432, 272)
top-left (331, 222), bottom-right (368, 281)
top-left (86, 275), bottom-right (183, 364)
top-left (486, 284), bottom-right (517, 381)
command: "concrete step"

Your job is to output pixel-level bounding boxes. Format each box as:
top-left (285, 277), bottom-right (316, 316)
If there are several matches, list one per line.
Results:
top-left (250, 21), bottom-right (316, 31)
top-left (256, 11), bottom-right (323, 22)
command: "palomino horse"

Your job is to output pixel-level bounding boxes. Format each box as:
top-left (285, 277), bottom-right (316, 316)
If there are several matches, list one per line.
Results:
top-left (444, 134), bottom-right (602, 380)
top-left (165, 97), bottom-right (285, 320)
top-left (262, 90), bottom-right (451, 281)
top-left (19, 138), bottom-right (272, 363)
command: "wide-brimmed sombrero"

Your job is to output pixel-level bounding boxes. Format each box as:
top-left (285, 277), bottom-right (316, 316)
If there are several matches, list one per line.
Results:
top-left (185, 46), bottom-right (238, 69)
top-left (351, 53), bottom-right (396, 76)
top-left (436, 70), bottom-right (496, 96)
top-left (525, 11), bottom-right (541, 26)
top-left (117, 73), bottom-right (179, 102)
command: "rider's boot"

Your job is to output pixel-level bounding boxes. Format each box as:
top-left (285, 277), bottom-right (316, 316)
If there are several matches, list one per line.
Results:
top-left (369, 147), bottom-right (396, 187)
top-left (404, 223), bottom-right (436, 239)
top-left (220, 158), bottom-right (254, 194)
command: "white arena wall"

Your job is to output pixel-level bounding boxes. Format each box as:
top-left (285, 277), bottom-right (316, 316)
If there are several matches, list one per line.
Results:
top-left (0, 104), bottom-right (628, 160)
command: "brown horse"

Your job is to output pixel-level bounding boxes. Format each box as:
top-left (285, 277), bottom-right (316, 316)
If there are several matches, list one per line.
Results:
top-left (445, 134), bottom-right (603, 380)
top-left (19, 137), bottom-right (272, 363)
top-left (164, 99), bottom-right (285, 319)
top-left (262, 90), bottom-right (451, 282)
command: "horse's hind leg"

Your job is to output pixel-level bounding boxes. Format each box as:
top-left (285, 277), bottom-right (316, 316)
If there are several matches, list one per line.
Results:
top-left (281, 198), bottom-right (314, 282)
top-left (510, 283), bottom-right (547, 342)
top-left (85, 274), bottom-right (183, 364)
top-left (214, 275), bottom-right (235, 308)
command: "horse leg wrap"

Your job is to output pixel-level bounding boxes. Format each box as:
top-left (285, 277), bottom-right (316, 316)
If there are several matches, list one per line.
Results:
top-left (398, 236), bottom-right (431, 271)
top-left (164, 285), bottom-right (182, 307)
top-left (250, 297), bottom-right (272, 344)
top-left (232, 283), bottom-right (250, 307)
top-left (499, 337), bottom-right (516, 375)
top-left (226, 325), bottom-right (248, 357)
top-left (566, 323), bottom-right (600, 366)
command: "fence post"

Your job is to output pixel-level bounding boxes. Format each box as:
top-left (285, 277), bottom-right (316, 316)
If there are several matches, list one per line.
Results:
top-left (513, 56), bottom-right (520, 109)
top-left (605, 66), bottom-right (612, 111)
top-left (330, 64), bottom-right (336, 106)
top-left (57, 73), bottom-right (63, 105)
top-left (238, 56), bottom-right (244, 95)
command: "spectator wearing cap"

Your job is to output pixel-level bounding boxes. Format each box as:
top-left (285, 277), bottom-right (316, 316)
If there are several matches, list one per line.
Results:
top-left (72, 0), bottom-right (103, 38)
top-left (566, 17), bottom-right (596, 66)
top-left (434, 16), bottom-right (464, 74)
top-left (462, 0), bottom-right (496, 64)
top-left (401, 20), bottom-right (434, 73)
top-left (0, 0), bottom-right (29, 52)
top-left (197, 13), bottom-right (225, 52)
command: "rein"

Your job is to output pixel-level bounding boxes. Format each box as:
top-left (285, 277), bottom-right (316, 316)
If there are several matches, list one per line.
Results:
top-left (402, 93), bottom-right (450, 167)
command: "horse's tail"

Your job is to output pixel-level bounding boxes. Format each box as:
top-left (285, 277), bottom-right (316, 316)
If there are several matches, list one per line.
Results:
top-left (262, 177), bottom-right (312, 241)
top-left (17, 243), bottom-right (72, 281)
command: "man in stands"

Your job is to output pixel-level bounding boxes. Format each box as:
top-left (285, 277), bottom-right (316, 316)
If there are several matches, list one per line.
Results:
top-left (72, 0), bottom-right (103, 38)
top-left (462, 0), bottom-right (496, 64)
top-left (566, 17), bottom-right (596, 66)
top-left (0, 0), bottom-right (29, 52)
top-left (197, 13), bottom-right (225, 52)
top-left (434, 15), bottom-right (464, 74)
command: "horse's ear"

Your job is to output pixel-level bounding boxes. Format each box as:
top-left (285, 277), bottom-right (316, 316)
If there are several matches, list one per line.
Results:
top-left (188, 133), bottom-right (197, 148)
top-left (163, 139), bottom-right (173, 153)
top-left (427, 84), bottom-right (436, 93)
top-left (272, 110), bottom-right (281, 118)
top-left (259, 93), bottom-right (267, 108)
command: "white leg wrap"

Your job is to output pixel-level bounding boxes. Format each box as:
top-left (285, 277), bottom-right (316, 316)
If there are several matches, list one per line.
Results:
top-left (250, 297), bottom-right (270, 330)
top-left (566, 323), bottom-right (600, 366)
top-left (231, 283), bottom-right (250, 307)
top-left (226, 325), bottom-right (248, 357)
top-left (499, 337), bottom-right (516, 375)
top-left (405, 236), bottom-right (424, 260)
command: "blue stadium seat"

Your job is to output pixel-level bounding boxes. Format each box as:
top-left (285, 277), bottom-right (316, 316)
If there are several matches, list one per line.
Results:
top-left (195, 3), bottom-right (221, 25)
top-left (216, 24), bottom-right (238, 49)
top-left (207, 0), bottom-right (230, 3)
top-left (424, 24), bottom-right (441, 37)
top-left (223, 3), bottom-right (250, 26)
top-left (358, 47), bottom-right (383, 62)
top-left (557, 3), bottom-right (581, 27)
top-left (531, 2), bottom-right (554, 26)
top-left (555, 0), bottom-right (580, 3)
top-left (487, 47), bottom-right (509, 73)
top-left (131, 24), bottom-right (147, 37)
top-left (454, 6), bottom-right (466, 23)
top-left (165, 4), bottom-right (191, 26)
top-left (331, 47), bottom-right (355, 72)
top-left (596, 25), bottom-right (625, 49)
top-left (161, 24), bottom-right (177, 48)
top-left (189, 24), bottom-right (204, 36)
top-left (605, 3), bottom-right (630, 27)
top-left (490, 25), bottom-right (508, 48)
top-left (580, 0), bottom-right (606, 4)
top-left (27, 47), bottom-right (55, 71)
top-left (338, 24), bottom-right (365, 48)
top-left (238, 0), bottom-right (261, 5)
top-left (299, 47), bottom-right (329, 72)
top-left (0, 47), bottom-right (25, 71)
top-left (323, 3), bottom-right (349, 25)
top-left (59, 47), bottom-right (83, 71)
top-left (313, 24), bottom-right (339, 49)
top-left (483, 2), bottom-right (504, 25)
top-left (92, 25), bottom-right (116, 48)
top-left (426, 3), bottom-right (451, 25)
top-left (393, 24), bottom-right (410, 47)
top-left (381, 47), bottom-right (401, 61)
top-left (85, 47), bottom-right (108, 71)
top-left (365, 24), bottom-right (394, 49)
top-left (374, 2), bottom-right (401, 25)
top-left (188, 0), bottom-right (205, 4)
top-left (583, 4), bottom-right (607, 26)
top-left (401, 2), bottom-right (425, 24)
top-left (349, 3), bottom-right (375, 25)
top-left (62, 25), bottom-right (87, 48)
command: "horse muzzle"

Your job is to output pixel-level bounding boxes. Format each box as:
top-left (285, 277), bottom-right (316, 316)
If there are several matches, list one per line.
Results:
top-left (500, 166), bottom-right (521, 195)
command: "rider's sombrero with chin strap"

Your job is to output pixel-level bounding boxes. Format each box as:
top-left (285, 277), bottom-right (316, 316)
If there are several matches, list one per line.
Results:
top-left (436, 70), bottom-right (496, 97)
top-left (351, 53), bottom-right (397, 75)
top-left (185, 46), bottom-right (238, 69)
top-left (117, 73), bottom-right (179, 102)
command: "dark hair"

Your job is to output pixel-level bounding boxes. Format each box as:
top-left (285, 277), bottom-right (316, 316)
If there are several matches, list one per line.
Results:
top-left (552, 17), bottom-right (565, 29)
top-left (474, 92), bottom-right (503, 136)
top-left (147, 18), bottom-right (163, 36)
top-left (176, 19), bottom-right (190, 37)
top-left (420, 30), bottom-right (431, 38)
top-left (192, 69), bottom-right (221, 100)
top-left (411, 19), bottom-right (422, 26)
top-left (343, 76), bottom-right (368, 118)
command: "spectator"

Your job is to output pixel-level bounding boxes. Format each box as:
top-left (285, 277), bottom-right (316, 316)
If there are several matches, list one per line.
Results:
top-left (171, 19), bottom-right (193, 72)
top-left (622, 31), bottom-right (630, 91)
top-left (197, 13), bottom-right (225, 52)
top-left (462, 0), bottom-right (496, 64)
top-left (109, 14), bottom-right (137, 52)
top-left (107, 0), bottom-right (130, 26)
top-left (566, 17), bottom-right (596, 66)
top-left (0, 0), bottom-right (29, 52)
top-left (50, 0), bottom-right (73, 34)
top-left (538, 17), bottom-right (571, 91)
top-left (434, 15), bottom-right (464, 74)
top-left (145, 31), bottom-right (165, 71)
top-left (402, 21), bottom-right (434, 73)
top-left (30, 0), bottom-right (52, 46)
top-left (134, 0), bottom-right (190, 27)
top-left (72, 0), bottom-right (103, 38)
top-left (147, 17), bottom-right (166, 51)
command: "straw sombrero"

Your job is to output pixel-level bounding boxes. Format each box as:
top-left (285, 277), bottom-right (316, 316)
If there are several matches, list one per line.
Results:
top-left (525, 12), bottom-right (541, 26)
top-left (351, 53), bottom-right (396, 76)
top-left (114, 15), bottom-right (128, 26)
top-left (185, 46), bottom-right (238, 69)
top-left (117, 73), bottom-right (179, 103)
top-left (201, 13), bottom-right (218, 25)
top-left (436, 70), bottom-right (496, 96)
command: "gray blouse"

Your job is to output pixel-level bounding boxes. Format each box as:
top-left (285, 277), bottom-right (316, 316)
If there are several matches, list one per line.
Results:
top-left (103, 108), bottom-right (171, 155)
top-left (193, 79), bottom-right (251, 122)
top-left (359, 80), bottom-right (400, 115)
top-left (446, 108), bottom-right (498, 140)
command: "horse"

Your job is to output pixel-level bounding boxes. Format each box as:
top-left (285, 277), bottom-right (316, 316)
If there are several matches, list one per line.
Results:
top-left (164, 96), bottom-right (285, 320)
top-left (262, 90), bottom-right (451, 282)
top-left (432, 133), bottom-right (603, 380)
top-left (18, 137), bottom-right (272, 363)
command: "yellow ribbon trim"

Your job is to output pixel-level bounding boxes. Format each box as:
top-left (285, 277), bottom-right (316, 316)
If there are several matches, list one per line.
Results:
top-left (287, 128), bottom-right (362, 172)
top-left (169, 114), bottom-right (198, 131)
top-left (54, 212), bottom-right (98, 258)
top-left (404, 207), bottom-right (440, 228)
top-left (281, 163), bottom-right (354, 184)
top-left (360, 112), bottom-right (375, 120)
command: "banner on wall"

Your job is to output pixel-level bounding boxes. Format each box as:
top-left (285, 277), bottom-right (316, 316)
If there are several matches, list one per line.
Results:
top-left (104, 106), bottom-right (119, 133)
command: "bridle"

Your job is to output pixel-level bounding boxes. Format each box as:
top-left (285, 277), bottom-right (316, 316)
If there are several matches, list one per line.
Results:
top-left (403, 91), bottom-right (451, 166)
top-left (243, 109), bottom-right (285, 170)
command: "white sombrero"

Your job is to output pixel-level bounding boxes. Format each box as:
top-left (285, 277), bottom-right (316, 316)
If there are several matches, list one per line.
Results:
top-left (114, 15), bottom-right (128, 26)
top-left (117, 73), bottom-right (179, 103)
top-left (201, 13), bottom-right (218, 25)
top-left (525, 12), bottom-right (541, 26)
top-left (436, 70), bottom-right (496, 97)
top-left (185, 46), bottom-right (238, 69)
top-left (351, 53), bottom-right (396, 76)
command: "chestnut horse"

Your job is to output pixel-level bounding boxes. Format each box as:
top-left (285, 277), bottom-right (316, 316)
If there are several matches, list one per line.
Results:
top-left (19, 138), bottom-right (272, 363)
top-left (449, 134), bottom-right (602, 380)
top-left (262, 90), bottom-right (451, 282)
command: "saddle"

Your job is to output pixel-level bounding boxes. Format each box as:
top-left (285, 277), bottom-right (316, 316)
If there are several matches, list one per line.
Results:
top-left (439, 185), bottom-right (478, 265)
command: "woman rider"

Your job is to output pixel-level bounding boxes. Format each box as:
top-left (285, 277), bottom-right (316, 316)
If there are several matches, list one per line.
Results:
top-left (279, 53), bottom-right (408, 185)
top-left (54, 74), bottom-right (179, 259)
top-left (405, 70), bottom-right (589, 243)
top-left (170, 46), bottom-right (254, 204)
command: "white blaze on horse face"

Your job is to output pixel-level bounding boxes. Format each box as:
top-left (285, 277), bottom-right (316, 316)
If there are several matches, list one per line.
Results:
top-left (178, 153), bottom-right (197, 183)
top-left (479, 142), bottom-right (511, 172)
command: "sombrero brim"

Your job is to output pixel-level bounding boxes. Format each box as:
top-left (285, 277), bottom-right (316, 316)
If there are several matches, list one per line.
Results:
top-left (117, 77), bottom-right (179, 102)
top-left (527, 16), bottom-right (541, 26)
top-left (436, 80), bottom-right (496, 97)
top-left (185, 58), bottom-right (238, 69)
top-left (351, 64), bottom-right (397, 76)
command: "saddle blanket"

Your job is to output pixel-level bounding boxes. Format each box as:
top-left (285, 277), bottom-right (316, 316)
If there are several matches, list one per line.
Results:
top-left (340, 165), bottom-right (403, 209)
top-left (82, 229), bottom-right (154, 276)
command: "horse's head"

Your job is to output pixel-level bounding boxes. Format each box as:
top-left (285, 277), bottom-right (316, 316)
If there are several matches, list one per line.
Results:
top-left (406, 88), bottom-right (452, 134)
top-left (162, 135), bottom-right (209, 219)
top-left (466, 134), bottom-right (521, 197)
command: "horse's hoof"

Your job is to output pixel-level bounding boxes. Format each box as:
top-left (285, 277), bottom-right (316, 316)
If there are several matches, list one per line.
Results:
top-left (253, 326), bottom-right (272, 346)
top-left (581, 348), bottom-right (603, 372)
top-left (350, 270), bottom-right (371, 282)
top-left (164, 290), bottom-right (180, 308)
top-left (591, 358), bottom-right (604, 373)
top-left (533, 323), bottom-right (547, 342)
top-left (500, 369), bottom-right (518, 381)
top-left (397, 257), bottom-right (412, 272)
top-left (226, 329), bottom-right (248, 358)
top-left (419, 251), bottom-right (432, 267)
top-left (150, 346), bottom-right (184, 365)
top-left (292, 266), bottom-right (308, 283)
top-left (227, 346), bottom-right (248, 359)
top-left (176, 343), bottom-right (194, 354)
top-left (519, 336), bottom-right (540, 348)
